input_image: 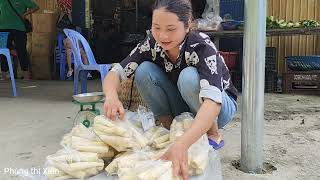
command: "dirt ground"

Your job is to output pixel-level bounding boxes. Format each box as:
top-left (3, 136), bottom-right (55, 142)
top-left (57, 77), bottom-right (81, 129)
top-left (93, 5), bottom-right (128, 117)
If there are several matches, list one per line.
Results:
top-left (0, 80), bottom-right (319, 180)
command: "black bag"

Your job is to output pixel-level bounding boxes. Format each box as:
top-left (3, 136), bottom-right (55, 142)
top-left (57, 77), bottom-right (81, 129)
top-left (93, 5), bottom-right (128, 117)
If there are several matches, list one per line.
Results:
top-left (23, 19), bottom-right (32, 33)
top-left (56, 14), bottom-right (75, 32)
top-left (7, 0), bottom-right (32, 33)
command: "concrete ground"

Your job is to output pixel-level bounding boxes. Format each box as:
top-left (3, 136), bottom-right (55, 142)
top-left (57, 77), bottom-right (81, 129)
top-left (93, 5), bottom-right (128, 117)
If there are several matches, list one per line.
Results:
top-left (0, 80), bottom-right (320, 180)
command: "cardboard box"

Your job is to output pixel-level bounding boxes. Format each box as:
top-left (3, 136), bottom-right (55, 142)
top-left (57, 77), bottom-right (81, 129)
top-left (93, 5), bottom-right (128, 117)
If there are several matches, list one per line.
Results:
top-left (32, 12), bottom-right (58, 33)
top-left (46, 0), bottom-right (57, 12)
top-left (31, 32), bottom-right (55, 56)
top-left (33, 0), bottom-right (46, 12)
top-left (31, 55), bottom-right (53, 80)
top-left (33, 0), bottom-right (57, 12)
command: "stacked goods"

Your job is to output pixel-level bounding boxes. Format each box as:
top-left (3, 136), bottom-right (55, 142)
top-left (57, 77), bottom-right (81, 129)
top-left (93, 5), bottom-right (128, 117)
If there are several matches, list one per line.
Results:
top-left (61, 124), bottom-right (115, 159)
top-left (45, 150), bottom-right (104, 179)
top-left (45, 110), bottom-right (211, 179)
top-left (44, 124), bottom-right (114, 179)
top-left (103, 112), bottom-right (209, 178)
top-left (31, 11), bottom-right (58, 79)
top-left (266, 16), bottom-right (320, 29)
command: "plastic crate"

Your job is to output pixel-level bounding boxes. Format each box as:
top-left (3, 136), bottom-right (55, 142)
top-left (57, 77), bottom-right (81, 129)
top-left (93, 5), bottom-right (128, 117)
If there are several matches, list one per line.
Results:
top-left (220, 0), bottom-right (244, 21)
top-left (283, 71), bottom-right (320, 95)
top-left (219, 51), bottom-right (238, 70)
top-left (0, 32), bottom-right (9, 48)
top-left (265, 71), bottom-right (277, 93)
top-left (266, 47), bottom-right (277, 71)
top-left (230, 71), bottom-right (242, 91)
top-left (285, 56), bottom-right (320, 71)
top-left (230, 70), bottom-right (277, 93)
top-left (221, 20), bottom-right (244, 30)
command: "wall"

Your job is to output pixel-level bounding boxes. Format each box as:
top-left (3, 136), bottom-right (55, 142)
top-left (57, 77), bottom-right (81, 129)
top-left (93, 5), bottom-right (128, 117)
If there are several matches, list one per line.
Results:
top-left (267, 0), bottom-right (320, 73)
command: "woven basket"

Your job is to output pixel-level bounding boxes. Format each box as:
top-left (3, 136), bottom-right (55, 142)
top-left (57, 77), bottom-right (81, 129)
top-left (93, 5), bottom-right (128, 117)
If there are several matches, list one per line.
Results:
top-left (118, 76), bottom-right (148, 111)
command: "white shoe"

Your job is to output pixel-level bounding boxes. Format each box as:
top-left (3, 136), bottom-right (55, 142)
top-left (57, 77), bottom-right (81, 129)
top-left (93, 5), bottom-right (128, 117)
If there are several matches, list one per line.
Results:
top-left (87, 72), bottom-right (92, 78)
top-left (67, 69), bottom-right (73, 78)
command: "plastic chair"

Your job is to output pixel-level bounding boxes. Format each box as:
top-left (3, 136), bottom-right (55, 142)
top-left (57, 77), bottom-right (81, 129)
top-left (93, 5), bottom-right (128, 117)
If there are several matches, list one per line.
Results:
top-left (0, 32), bottom-right (17, 97)
top-left (57, 33), bottom-right (67, 80)
top-left (63, 29), bottom-right (111, 94)
top-left (54, 33), bottom-right (74, 80)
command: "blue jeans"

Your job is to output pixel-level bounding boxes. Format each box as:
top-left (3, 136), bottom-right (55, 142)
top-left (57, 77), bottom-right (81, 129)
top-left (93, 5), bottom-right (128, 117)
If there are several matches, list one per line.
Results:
top-left (134, 61), bottom-right (237, 129)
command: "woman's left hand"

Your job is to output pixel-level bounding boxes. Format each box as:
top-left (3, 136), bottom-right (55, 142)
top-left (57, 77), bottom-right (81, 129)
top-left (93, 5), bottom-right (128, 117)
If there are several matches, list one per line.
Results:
top-left (160, 141), bottom-right (189, 180)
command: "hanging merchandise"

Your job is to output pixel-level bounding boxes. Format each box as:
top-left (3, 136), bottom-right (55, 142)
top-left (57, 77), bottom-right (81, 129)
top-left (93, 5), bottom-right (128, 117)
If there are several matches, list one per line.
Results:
top-left (195, 0), bottom-right (222, 31)
top-left (57, 0), bottom-right (72, 15)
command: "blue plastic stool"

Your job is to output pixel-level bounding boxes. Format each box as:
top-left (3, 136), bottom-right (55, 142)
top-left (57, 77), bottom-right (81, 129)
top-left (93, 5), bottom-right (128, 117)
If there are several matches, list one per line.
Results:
top-left (0, 32), bottom-right (17, 97)
top-left (63, 29), bottom-right (111, 95)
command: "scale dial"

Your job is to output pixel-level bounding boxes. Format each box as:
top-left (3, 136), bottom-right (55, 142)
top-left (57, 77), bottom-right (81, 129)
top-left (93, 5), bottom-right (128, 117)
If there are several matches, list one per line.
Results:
top-left (74, 111), bottom-right (97, 127)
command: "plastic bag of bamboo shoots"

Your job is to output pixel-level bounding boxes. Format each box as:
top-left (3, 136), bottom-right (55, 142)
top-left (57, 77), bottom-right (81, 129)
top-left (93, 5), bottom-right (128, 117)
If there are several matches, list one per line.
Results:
top-left (144, 125), bottom-right (171, 149)
top-left (170, 112), bottom-right (210, 176)
top-left (45, 148), bottom-right (104, 180)
top-left (105, 148), bottom-right (168, 175)
top-left (170, 112), bottom-right (194, 142)
top-left (188, 134), bottom-right (210, 175)
top-left (137, 105), bottom-right (156, 131)
top-left (123, 110), bottom-right (142, 129)
top-left (93, 115), bottom-right (148, 152)
top-left (118, 159), bottom-right (181, 180)
top-left (60, 124), bottom-right (115, 159)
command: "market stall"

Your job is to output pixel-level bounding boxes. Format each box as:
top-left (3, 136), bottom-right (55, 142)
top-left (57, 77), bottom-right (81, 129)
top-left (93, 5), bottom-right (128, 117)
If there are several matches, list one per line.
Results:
top-left (200, 22), bottom-right (320, 95)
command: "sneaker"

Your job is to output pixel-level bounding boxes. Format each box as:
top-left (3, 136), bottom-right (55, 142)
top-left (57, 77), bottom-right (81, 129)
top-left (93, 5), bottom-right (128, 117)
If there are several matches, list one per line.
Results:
top-left (87, 72), bottom-right (92, 79)
top-left (67, 69), bottom-right (73, 78)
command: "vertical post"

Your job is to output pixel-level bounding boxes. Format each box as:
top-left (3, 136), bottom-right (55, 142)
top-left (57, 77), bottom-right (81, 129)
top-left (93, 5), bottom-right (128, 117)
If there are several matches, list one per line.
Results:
top-left (136, 0), bottom-right (139, 32)
top-left (241, 0), bottom-right (266, 173)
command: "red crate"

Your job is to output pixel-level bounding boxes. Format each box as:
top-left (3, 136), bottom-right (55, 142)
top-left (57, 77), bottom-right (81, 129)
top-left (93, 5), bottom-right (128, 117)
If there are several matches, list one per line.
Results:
top-left (283, 71), bottom-right (320, 95)
top-left (219, 51), bottom-right (238, 70)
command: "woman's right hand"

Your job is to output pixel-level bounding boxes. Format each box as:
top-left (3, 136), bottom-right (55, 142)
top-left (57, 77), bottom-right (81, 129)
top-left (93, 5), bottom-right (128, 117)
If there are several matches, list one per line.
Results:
top-left (103, 96), bottom-right (125, 121)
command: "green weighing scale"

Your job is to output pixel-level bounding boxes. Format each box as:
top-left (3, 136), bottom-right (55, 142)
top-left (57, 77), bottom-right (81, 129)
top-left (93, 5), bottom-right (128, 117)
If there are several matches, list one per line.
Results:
top-left (72, 92), bottom-right (104, 127)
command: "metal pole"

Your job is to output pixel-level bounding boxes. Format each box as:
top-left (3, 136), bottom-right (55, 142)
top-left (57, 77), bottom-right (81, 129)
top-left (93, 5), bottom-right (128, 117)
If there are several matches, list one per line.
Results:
top-left (136, 0), bottom-right (139, 32)
top-left (241, 0), bottom-right (266, 173)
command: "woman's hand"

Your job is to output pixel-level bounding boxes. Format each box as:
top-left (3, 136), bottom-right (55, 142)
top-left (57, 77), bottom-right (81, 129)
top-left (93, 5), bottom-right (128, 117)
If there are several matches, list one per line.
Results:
top-left (103, 96), bottom-right (125, 120)
top-left (160, 140), bottom-right (189, 180)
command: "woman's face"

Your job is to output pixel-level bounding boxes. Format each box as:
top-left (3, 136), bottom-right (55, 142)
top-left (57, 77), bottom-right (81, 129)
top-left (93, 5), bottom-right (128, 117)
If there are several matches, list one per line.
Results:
top-left (151, 8), bottom-right (189, 51)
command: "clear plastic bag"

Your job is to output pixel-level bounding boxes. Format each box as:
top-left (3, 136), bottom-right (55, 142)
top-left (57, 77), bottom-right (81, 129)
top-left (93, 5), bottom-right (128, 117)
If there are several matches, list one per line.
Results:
top-left (195, 16), bottom-right (222, 31)
top-left (170, 112), bottom-right (194, 142)
top-left (144, 126), bottom-right (171, 149)
top-left (170, 113), bottom-right (210, 176)
top-left (106, 149), bottom-right (178, 180)
top-left (45, 148), bottom-right (104, 179)
top-left (202, 0), bottom-right (220, 19)
top-left (137, 105), bottom-right (156, 131)
top-left (195, 0), bottom-right (222, 31)
top-left (188, 135), bottom-right (210, 175)
top-left (93, 115), bottom-right (149, 152)
top-left (119, 160), bottom-right (178, 180)
top-left (60, 124), bottom-right (115, 159)
top-left (105, 149), bottom-right (164, 175)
